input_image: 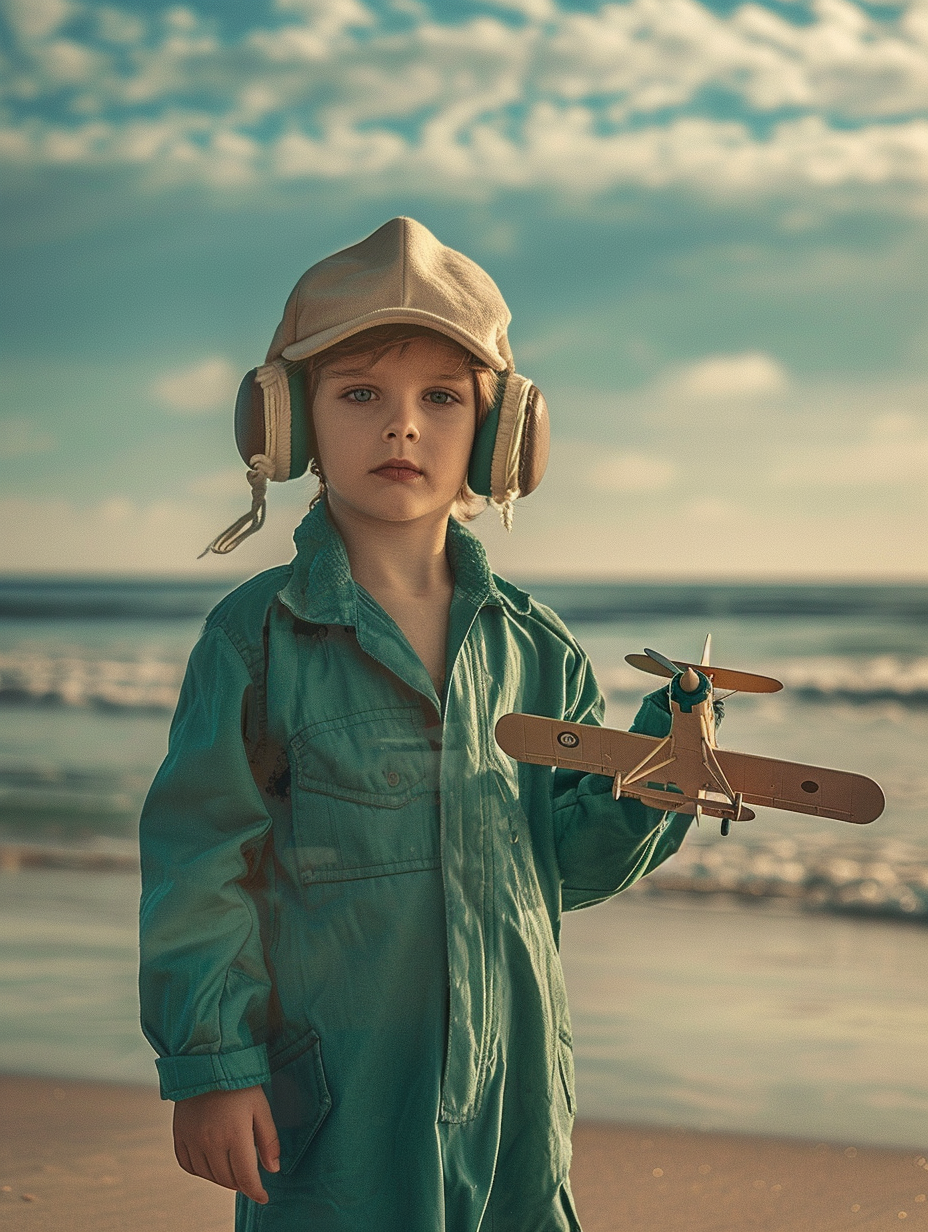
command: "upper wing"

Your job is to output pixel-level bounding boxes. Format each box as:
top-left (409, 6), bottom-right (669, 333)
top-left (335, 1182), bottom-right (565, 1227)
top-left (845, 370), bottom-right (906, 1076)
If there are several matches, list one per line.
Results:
top-left (625, 655), bottom-right (783, 693)
top-left (714, 748), bottom-right (884, 824)
top-left (494, 712), bottom-right (661, 775)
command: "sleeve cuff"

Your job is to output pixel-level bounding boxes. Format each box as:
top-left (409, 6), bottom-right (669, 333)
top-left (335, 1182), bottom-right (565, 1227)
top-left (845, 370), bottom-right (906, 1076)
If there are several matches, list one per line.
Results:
top-left (156, 1041), bottom-right (271, 1102)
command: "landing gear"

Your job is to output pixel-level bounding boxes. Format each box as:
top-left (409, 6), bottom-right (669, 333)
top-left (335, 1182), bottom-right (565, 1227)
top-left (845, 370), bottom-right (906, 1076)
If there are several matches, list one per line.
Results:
top-left (720, 792), bottom-right (744, 836)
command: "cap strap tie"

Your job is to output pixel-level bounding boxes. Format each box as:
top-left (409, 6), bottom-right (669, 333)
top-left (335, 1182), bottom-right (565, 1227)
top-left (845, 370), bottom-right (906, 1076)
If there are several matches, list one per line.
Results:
top-left (198, 454), bottom-right (273, 557)
top-left (495, 498), bottom-right (514, 532)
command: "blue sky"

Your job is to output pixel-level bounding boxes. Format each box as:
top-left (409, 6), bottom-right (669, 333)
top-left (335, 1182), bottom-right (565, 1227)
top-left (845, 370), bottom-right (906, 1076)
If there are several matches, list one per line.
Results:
top-left (1, 0), bottom-right (926, 578)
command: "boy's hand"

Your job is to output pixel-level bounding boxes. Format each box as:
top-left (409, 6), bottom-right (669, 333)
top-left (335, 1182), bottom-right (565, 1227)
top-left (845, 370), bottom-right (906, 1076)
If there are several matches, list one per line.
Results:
top-left (173, 1085), bottom-right (280, 1204)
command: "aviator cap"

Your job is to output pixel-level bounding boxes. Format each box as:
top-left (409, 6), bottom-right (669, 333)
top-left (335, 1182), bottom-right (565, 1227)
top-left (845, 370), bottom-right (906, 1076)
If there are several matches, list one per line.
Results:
top-left (265, 216), bottom-right (515, 371)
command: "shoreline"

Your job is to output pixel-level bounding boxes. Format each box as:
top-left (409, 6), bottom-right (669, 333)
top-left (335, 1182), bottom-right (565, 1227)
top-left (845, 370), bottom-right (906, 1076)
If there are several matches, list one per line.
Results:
top-left (1, 1075), bottom-right (925, 1231)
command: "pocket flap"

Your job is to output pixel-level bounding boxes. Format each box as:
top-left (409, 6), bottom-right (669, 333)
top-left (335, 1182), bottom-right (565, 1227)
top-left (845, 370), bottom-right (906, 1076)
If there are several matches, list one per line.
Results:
top-left (264, 1030), bottom-right (332, 1175)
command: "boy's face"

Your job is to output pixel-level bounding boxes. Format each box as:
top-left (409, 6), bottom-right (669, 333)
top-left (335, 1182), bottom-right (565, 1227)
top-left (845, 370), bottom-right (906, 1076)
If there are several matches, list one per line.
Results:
top-left (312, 336), bottom-right (477, 528)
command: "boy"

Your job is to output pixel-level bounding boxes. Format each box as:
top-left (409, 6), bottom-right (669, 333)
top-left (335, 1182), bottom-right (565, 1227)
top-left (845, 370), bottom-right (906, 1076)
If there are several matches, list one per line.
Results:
top-left (138, 218), bottom-right (704, 1232)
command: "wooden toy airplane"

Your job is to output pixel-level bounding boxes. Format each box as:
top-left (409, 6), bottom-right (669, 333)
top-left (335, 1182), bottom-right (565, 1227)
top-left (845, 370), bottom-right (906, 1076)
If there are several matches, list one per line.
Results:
top-left (495, 636), bottom-right (885, 835)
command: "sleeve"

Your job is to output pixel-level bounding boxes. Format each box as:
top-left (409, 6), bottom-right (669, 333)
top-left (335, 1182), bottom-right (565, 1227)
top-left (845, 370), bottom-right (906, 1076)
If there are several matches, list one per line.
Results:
top-left (138, 624), bottom-right (275, 1102)
top-left (551, 653), bottom-right (702, 912)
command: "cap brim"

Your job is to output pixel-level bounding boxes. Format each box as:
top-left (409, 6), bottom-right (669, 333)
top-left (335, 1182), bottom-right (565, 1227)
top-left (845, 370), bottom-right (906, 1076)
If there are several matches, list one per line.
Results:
top-left (280, 308), bottom-right (508, 370)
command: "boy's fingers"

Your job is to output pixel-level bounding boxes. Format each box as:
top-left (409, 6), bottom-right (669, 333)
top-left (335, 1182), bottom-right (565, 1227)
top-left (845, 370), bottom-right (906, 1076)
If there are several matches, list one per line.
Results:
top-left (229, 1141), bottom-right (269, 1205)
top-left (204, 1148), bottom-right (238, 1193)
top-left (174, 1139), bottom-right (195, 1176)
top-left (188, 1147), bottom-right (221, 1187)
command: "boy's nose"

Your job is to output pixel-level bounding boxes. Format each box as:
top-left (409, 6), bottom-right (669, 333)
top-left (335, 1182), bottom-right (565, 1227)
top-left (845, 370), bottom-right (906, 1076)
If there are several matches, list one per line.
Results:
top-left (382, 402), bottom-right (421, 443)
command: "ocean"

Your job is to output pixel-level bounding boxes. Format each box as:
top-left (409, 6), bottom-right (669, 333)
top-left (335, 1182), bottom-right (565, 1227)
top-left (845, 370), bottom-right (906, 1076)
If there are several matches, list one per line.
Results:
top-left (0, 577), bottom-right (925, 1148)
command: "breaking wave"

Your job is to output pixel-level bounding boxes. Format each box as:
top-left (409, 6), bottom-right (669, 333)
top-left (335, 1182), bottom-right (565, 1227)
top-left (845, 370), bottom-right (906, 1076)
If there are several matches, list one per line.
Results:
top-left (637, 835), bottom-right (928, 924)
top-left (2, 651), bottom-right (927, 714)
top-left (606, 656), bottom-right (928, 708)
top-left (0, 651), bottom-right (184, 712)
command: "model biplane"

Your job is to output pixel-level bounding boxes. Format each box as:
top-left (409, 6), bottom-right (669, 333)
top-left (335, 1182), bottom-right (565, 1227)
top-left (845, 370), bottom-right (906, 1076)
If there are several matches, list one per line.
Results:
top-left (495, 637), bottom-right (884, 835)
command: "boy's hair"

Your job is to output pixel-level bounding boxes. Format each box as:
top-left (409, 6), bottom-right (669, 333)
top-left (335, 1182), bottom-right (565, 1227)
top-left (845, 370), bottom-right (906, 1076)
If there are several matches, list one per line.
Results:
top-left (303, 324), bottom-right (499, 522)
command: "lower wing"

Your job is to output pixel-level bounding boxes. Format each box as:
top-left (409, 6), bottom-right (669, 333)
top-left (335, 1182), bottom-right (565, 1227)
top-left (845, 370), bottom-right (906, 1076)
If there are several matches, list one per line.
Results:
top-left (494, 712), bottom-right (660, 775)
top-left (494, 713), bottom-right (884, 825)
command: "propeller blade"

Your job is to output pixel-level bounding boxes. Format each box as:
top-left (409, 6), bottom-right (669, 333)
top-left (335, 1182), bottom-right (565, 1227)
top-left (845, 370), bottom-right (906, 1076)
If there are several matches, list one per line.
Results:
top-left (701, 633), bottom-right (712, 666)
top-left (643, 647), bottom-right (684, 677)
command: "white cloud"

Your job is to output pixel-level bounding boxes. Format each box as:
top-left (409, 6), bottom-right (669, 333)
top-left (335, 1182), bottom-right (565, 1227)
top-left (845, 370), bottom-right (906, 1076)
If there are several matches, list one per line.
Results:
top-left (663, 353), bottom-right (789, 400)
top-left (770, 412), bottom-right (928, 486)
top-left (589, 450), bottom-right (676, 492)
top-left (0, 490), bottom-right (310, 574)
top-left (151, 357), bottom-right (240, 414)
top-left (0, 0), bottom-right (926, 205)
top-left (3, 0), bottom-right (75, 41)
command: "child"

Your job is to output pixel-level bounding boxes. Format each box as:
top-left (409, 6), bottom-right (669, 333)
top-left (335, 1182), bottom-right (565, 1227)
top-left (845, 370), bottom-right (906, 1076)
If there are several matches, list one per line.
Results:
top-left (138, 218), bottom-right (705, 1232)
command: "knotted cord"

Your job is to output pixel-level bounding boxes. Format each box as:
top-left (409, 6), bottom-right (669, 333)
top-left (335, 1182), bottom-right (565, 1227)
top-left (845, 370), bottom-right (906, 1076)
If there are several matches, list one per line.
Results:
top-left (198, 454), bottom-right (274, 557)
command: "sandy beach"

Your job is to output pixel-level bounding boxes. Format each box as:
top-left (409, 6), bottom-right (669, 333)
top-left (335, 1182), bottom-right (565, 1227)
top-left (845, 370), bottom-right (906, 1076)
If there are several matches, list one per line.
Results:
top-left (0, 1075), bottom-right (925, 1231)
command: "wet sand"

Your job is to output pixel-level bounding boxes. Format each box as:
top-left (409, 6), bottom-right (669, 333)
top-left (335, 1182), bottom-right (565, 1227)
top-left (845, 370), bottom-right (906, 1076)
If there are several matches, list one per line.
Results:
top-left (0, 1074), bottom-right (925, 1231)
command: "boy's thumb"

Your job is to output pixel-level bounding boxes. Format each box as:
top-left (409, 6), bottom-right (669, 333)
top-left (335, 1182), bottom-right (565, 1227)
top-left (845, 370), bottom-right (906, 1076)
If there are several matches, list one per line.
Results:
top-left (254, 1106), bottom-right (281, 1173)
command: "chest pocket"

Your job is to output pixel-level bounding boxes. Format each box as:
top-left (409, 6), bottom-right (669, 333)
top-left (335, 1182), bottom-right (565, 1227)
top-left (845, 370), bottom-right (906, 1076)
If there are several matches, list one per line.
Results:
top-left (290, 705), bottom-right (441, 884)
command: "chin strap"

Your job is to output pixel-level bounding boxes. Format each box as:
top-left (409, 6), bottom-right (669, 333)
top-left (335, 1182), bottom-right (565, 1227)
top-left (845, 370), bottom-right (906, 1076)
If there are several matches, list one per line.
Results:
top-left (198, 454), bottom-right (273, 557)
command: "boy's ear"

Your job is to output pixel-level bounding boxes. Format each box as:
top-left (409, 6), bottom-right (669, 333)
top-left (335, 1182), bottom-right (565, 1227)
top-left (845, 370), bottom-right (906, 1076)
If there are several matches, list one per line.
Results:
top-left (234, 363), bottom-right (315, 481)
top-left (468, 373), bottom-right (549, 503)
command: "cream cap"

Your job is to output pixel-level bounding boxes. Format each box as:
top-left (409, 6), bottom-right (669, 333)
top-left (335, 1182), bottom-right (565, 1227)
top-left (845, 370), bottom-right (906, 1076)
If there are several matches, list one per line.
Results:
top-left (265, 217), bottom-right (514, 371)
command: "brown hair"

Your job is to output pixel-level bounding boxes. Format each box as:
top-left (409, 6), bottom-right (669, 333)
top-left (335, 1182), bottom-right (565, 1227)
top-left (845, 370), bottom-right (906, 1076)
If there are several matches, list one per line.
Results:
top-left (302, 324), bottom-right (499, 520)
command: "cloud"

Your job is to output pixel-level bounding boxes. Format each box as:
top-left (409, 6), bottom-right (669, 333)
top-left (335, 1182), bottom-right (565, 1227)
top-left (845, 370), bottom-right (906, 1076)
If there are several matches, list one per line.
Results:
top-left (0, 0), bottom-right (926, 206)
top-left (151, 357), bottom-right (240, 414)
top-left (3, 0), bottom-right (75, 41)
top-left (0, 417), bottom-right (55, 459)
top-left (663, 353), bottom-right (789, 400)
top-left (770, 410), bottom-right (928, 486)
top-left (0, 490), bottom-right (309, 574)
top-left (589, 450), bottom-right (676, 492)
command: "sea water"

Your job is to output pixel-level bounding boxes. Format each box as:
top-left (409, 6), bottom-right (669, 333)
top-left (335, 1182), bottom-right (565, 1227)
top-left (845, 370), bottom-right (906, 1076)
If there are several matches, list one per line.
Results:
top-left (0, 578), bottom-right (925, 1148)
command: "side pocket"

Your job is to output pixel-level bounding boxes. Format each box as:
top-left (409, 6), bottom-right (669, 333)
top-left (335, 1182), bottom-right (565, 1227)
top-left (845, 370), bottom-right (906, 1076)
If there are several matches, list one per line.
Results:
top-left (263, 1029), bottom-right (332, 1176)
top-left (556, 1032), bottom-right (576, 1118)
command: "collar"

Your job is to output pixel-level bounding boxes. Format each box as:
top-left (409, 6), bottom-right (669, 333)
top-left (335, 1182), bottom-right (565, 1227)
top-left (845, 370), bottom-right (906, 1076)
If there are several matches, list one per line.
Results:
top-left (276, 500), bottom-right (531, 625)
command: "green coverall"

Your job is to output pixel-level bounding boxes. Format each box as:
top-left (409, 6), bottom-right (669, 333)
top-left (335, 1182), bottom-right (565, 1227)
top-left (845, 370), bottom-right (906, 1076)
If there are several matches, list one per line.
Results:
top-left (138, 501), bottom-right (697, 1232)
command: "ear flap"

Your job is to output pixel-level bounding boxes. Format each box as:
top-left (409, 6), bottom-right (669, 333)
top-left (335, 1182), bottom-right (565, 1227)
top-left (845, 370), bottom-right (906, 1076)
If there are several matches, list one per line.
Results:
top-left (468, 373), bottom-right (549, 503)
top-left (233, 362), bottom-right (314, 481)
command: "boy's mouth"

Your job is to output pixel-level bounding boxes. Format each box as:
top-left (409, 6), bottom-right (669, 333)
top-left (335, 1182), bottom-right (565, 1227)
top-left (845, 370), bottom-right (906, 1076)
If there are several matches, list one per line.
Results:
top-left (372, 459), bottom-right (423, 482)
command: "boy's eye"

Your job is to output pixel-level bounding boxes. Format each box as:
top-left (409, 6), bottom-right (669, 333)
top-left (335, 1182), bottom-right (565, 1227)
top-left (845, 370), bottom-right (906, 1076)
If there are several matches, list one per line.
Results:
top-left (346, 388), bottom-right (375, 403)
top-left (426, 391), bottom-right (455, 405)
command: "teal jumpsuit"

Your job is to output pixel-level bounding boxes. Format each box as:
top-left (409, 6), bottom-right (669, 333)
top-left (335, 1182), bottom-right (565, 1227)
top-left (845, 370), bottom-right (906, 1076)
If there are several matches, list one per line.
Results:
top-left (138, 501), bottom-right (695, 1232)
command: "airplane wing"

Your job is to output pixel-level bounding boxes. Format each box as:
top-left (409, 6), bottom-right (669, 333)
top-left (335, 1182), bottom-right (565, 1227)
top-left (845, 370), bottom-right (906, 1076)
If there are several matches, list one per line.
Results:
top-left (495, 712), bottom-right (885, 826)
top-left (494, 712), bottom-right (661, 775)
top-left (714, 748), bottom-right (884, 824)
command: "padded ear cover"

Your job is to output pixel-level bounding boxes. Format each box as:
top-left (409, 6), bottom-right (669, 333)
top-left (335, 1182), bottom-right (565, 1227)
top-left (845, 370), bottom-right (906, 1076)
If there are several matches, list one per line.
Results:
top-left (234, 366), bottom-right (313, 481)
top-left (467, 373), bottom-right (549, 502)
top-left (234, 363), bottom-right (548, 500)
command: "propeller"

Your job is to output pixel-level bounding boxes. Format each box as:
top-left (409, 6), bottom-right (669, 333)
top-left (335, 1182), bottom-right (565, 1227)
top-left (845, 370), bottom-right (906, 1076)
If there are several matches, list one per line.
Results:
top-left (644, 648), bottom-right (701, 693)
top-left (643, 647), bottom-right (683, 676)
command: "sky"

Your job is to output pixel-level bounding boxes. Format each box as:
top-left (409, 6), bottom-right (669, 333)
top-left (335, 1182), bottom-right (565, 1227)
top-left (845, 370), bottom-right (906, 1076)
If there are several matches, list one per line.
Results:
top-left (1, 0), bottom-right (926, 580)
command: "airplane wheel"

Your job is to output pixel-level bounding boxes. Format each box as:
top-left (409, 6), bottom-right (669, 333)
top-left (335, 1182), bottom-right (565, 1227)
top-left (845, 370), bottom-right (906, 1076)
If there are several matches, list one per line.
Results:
top-left (720, 817), bottom-right (731, 837)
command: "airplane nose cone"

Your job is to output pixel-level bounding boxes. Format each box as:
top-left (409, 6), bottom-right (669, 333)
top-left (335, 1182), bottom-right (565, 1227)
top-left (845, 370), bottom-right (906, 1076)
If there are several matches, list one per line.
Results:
top-left (679, 666), bottom-right (701, 693)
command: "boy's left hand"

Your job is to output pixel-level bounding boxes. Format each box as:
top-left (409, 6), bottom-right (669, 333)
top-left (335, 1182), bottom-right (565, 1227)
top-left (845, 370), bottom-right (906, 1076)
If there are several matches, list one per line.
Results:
top-left (172, 1084), bottom-right (280, 1204)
